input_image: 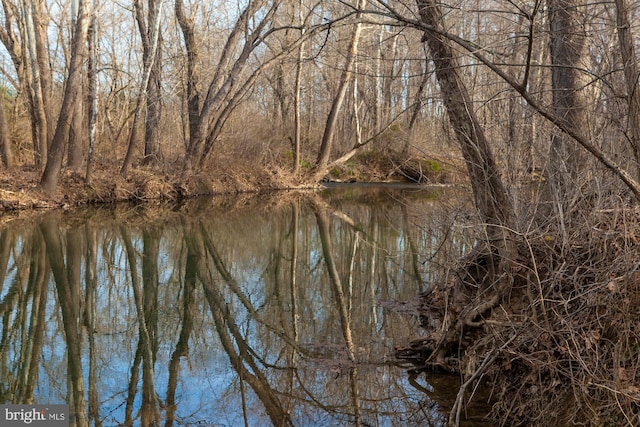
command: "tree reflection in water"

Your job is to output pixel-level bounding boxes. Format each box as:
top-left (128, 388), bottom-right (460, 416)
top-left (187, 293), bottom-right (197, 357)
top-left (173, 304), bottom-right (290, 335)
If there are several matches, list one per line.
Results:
top-left (0, 186), bottom-right (494, 426)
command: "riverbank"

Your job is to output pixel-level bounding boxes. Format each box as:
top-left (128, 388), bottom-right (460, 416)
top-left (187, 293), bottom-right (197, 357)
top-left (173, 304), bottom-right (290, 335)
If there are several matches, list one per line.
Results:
top-left (0, 150), bottom-right (460, 214)
top-left (11, 151), bottom-right (638, 425)
top-left (0, 162), bottom-right (286, 212)
top-left (396, 196), bottom-right (640, 425)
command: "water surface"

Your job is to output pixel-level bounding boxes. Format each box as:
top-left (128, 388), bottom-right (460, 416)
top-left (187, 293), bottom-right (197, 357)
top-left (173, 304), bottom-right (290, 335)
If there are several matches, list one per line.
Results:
top-left (0, 185), bottom-right (493, 426)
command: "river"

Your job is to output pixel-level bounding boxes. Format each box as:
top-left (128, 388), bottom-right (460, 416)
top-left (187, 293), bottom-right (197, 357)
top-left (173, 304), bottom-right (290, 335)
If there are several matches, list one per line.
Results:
top-left (0, 184), bottom-right (496, 426)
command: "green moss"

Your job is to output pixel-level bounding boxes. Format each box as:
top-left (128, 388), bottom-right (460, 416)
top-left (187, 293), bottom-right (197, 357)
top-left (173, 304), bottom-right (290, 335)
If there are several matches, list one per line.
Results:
top-left (355, 150), bottom-right (388, 167)
top-left (424, 158), bottom-right (445, 173)
top-left (389, 123), bottom-right (402, 132)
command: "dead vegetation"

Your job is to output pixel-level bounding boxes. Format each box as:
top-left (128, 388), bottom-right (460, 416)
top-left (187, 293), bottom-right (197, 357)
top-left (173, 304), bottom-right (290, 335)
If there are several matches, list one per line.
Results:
top-left (326, 149), bottom-right (460, 184)
top-left (0, 161), bottom-right (299, 213)
top-left (396, 201), bottom-right (640, 426)
top-left (0, 149), bottom-right (455, 214)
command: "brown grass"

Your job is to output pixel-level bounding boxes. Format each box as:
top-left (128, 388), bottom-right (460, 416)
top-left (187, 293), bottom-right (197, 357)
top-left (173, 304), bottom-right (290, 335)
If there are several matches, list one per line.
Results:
top-left (0, 148), bottom-right (464, 215)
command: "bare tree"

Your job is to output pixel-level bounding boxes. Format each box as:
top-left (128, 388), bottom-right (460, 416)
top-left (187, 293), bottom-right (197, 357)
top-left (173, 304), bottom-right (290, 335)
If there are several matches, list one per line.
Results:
top-left (39, 0), bottom-right (91, 195)
top-left (415, 0), bottom-right (517, 365)
top-left (141, 0), bottom-right (164, 166)
top-left (313, 0), bottom-right (366, 179)
top-left (15, 0), bottom-right (50, 167)
top-left (120, 0), bottom-right (164, 176)
top-left (177, 0), bottom-right (279, 175)
top-left (546, 0), bottom-right (592, 236)
top-left (292, 0), bottom-right (305, 174)
top-left (85, 1), bottom-right (98, 183)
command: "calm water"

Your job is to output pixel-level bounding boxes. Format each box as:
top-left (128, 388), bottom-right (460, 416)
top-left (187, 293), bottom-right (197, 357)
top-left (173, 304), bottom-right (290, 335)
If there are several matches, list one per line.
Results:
top-left (0, 185), bottom-right (494, 426)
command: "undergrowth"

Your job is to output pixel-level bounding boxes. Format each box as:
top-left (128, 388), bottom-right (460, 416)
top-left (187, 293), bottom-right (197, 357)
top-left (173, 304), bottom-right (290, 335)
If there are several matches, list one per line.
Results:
top-left (397, 199), bottom-right (640, 426)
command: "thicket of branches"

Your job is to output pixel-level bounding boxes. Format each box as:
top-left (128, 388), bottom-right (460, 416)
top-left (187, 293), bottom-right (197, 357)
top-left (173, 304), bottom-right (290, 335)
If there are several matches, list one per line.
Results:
top-left (1, 0), bottom-right (640, 424)
top-left (0, 1), bottom-right (603, 188)
top-left (0, 0), bottom-right (454, 194)
top-left (398, 195), bottom-right (640, 425)
top-left (0, 1), bottom-right (636, 195)
top-left (376, 0), bottom-right (640, 425)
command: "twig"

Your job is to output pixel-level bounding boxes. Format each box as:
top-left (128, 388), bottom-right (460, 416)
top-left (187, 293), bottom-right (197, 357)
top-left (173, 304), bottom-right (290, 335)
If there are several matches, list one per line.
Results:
top-left (449, 333), bottom-right (519, 426)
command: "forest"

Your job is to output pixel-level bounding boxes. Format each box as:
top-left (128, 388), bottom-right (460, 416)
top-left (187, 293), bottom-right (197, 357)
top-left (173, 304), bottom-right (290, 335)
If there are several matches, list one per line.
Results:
top-left (0, 0), bottom-right (640, 425)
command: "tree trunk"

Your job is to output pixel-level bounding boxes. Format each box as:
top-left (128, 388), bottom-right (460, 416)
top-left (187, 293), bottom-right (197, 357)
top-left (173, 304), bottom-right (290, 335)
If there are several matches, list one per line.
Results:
top-left (417, 0), bottom-right (514, 233)
top-left (374, 28), bottom-right (383, 135)
top-left (416, 0), bottom-right (518, 364)
top-left (546, 0), bottom-right (591, 242)
top-left (615, 0), bottom-right (640, 180)
top-left (314, 0), bottom-right (366, 178)
top-left (39, 0), bottom-right (90, 195)
top-left (85, 5), bottom-right (98, 184)
top-left (406, 59), bottom-right (429, 154)
top-left (273, 63), bottom-right (287, 129)
top-left (21, 0), bottom-right (48, 167)
top-left (140, 0), bottom-right (163, 165)
top-left (292, 0), bottom-right (305, 174)
top-left (547, 0), bottom-right (590, 189)
top-left (0, 93), bottom-right (14, 168)
top-left (67, 91), bottom-right (84, 169)
top-left (143, 50), bottom-right (162, 164)
top-left (175, 0), bottom-right (202, 176)
top-left (32, 0), bottom-right (53, 144)
top-left (121, 0), bottom-right (163, 176)
top-left (382, 32), bottom-right (399, 128)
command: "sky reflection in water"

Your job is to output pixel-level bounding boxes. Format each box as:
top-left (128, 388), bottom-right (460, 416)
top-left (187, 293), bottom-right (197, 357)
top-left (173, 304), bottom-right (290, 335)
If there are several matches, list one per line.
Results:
top-left (0, 185), bottom-right (493, 426)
